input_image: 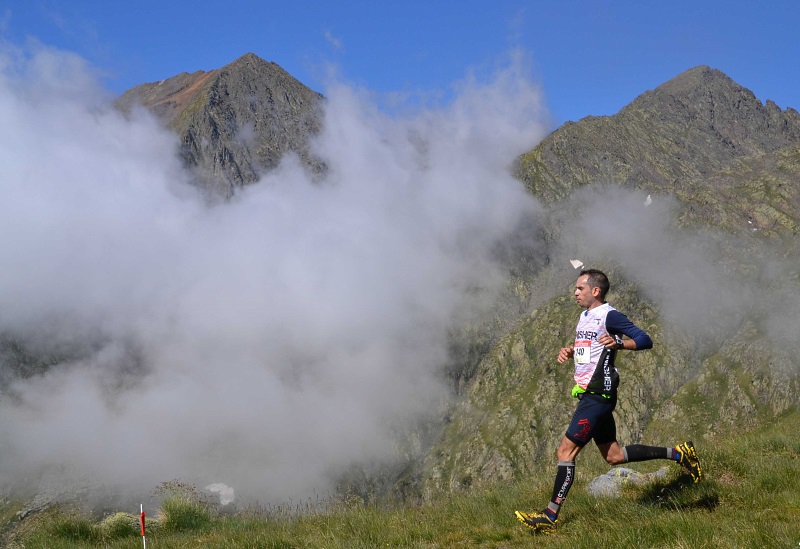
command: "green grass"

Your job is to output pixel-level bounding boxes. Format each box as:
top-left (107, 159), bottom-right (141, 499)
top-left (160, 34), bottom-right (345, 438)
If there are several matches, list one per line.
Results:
top-left (158, 485), bottom-right (213, 533)
top-left (4, 411), bottom-right (800, 548)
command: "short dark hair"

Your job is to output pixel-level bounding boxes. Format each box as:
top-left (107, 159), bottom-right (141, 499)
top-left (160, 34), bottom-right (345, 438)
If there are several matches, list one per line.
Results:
top-left (580, 269), bottom-right (610, 300)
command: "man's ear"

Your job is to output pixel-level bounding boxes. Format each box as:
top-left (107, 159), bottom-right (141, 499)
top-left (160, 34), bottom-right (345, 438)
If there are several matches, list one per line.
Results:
top-left (591, 286), bottom-right (601, 298)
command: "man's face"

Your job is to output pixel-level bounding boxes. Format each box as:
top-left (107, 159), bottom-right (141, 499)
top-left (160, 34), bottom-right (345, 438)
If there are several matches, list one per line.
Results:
top-left (574, 275), bottom-right (600, 309)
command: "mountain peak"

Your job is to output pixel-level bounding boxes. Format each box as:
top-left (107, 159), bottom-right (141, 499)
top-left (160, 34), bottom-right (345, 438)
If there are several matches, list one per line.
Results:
top-left (661, 65), bottom-right (728, 88)
top-left (626, 65), bottom-right (800, 154)
top-left (115, 53), bottom-right (324, 196)
top-left (226, 52), bottom-right (275, 71)
top-left (634, 65), bottom-right (760, 103)
top-left (516, 66), bottom-right (800, 202)
top-left (235, 52), bottom-right (261, 63)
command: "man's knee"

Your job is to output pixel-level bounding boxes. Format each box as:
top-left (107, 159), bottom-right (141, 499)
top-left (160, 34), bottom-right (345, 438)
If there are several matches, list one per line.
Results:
top-left (557, 437), bottom-right (582, 462)
top-left (599, 442), bottom-right (624, 465)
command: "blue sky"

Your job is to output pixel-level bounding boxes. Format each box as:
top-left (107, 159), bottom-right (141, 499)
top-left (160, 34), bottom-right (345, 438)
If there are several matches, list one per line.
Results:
top-left (1, 0), bottom-right (797, 125)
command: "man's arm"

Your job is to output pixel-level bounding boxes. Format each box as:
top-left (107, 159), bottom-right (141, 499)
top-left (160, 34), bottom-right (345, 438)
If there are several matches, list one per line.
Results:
top-left (606, 310), bottom-right (653, 350)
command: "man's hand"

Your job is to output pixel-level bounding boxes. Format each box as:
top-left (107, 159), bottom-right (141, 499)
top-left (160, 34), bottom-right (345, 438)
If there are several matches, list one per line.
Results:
top-left (557, 347), bottom-right (574, 364)
top-left (599, 334), bottom-right (622, 349)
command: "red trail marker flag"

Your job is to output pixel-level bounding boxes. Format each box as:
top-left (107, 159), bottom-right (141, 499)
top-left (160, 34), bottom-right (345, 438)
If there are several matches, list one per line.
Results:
top-left (139, 504), bottom-right (147, 548)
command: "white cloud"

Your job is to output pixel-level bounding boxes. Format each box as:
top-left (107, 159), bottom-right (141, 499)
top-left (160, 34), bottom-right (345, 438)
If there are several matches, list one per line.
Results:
top-left (0, 45), bottom-right (549, 504)
top-left (324, 29), bottom-right (343, 52)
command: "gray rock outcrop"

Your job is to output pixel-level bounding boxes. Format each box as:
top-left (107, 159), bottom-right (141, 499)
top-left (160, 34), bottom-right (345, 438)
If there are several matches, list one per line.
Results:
top-left (587, 466), bottom-right (670, 497)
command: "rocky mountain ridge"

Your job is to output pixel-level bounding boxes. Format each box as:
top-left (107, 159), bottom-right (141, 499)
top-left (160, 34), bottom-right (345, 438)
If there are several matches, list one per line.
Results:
top-left (515, 66), bottom-right (800, 203)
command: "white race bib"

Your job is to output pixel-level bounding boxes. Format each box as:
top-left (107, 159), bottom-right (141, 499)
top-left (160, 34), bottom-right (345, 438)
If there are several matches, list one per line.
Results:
top-left (574, 339), bottom-right (591, 365)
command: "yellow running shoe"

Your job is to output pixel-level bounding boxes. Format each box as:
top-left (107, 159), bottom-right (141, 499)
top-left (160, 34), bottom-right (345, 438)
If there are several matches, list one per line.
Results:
top-left (514, 510), bottom-right (558, 534)
top-left (677, 441), bottom-right (702, 483)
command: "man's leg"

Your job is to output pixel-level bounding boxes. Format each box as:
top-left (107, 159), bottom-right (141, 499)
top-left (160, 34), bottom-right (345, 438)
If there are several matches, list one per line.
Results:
top-left (596, 441), bottom-right (703, 482)
top-left (516, 395), bottom-right (610, 533)
top-left (597, 441), bottom-right (674, 465)
top-left (515, 436), bottom-right (580, 533)
top-left (596, 440), bottom-right (625, 464)
top-left (546, 436), bottom-right (582, 517)
top-left (514, 436), bottom-right (582, 533)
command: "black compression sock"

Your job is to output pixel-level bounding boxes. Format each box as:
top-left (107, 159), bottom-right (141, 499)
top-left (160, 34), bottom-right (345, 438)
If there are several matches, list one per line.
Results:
top-left (548, 461), bottom-right (575, 516)
top-left (622, 444), bottom-right (670, 462)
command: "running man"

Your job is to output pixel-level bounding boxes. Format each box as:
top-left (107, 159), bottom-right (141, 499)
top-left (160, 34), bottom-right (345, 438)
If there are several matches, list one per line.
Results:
top-left (515, 269), bottom-right (702, 534)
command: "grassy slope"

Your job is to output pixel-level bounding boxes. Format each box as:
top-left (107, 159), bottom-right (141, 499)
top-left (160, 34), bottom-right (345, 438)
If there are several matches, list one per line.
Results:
top-left (5, 410), bottom-right (800, 548)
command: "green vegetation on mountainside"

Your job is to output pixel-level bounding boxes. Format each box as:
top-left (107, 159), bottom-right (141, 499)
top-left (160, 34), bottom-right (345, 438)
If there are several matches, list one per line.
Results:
top-left (419, 64), bottom-right (800, 500)
top-left (677, 145), bottom-right (800, 237)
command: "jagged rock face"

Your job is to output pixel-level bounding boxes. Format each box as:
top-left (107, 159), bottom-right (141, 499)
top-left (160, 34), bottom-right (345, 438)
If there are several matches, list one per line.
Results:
top-left (515, 66), bottom-right (800, 203)
top-left (115, 53), bottom-right (324, 197)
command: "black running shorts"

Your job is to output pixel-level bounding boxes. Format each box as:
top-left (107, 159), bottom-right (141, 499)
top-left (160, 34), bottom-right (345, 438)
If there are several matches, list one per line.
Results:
top-left (565, 393), bottom-right (618, 447)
